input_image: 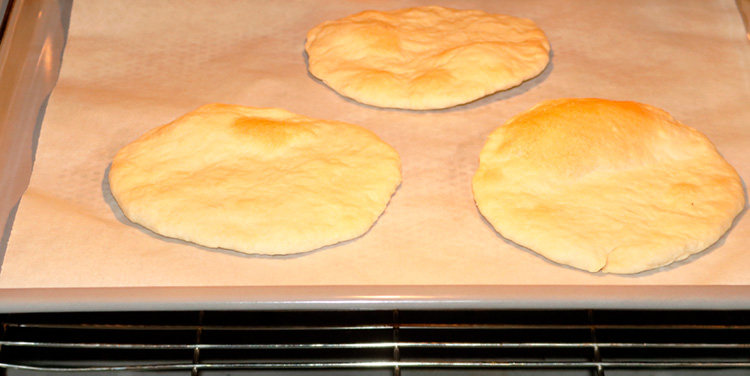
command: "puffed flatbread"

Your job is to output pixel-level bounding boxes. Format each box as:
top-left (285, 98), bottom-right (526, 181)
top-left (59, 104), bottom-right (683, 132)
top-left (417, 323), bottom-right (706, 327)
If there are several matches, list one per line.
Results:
top-left (109, 104), bottom-right (401, 255)
top-left (472, 98), bottom-right (745, 274)
top-left (305, 6), bottom-right (550, 110)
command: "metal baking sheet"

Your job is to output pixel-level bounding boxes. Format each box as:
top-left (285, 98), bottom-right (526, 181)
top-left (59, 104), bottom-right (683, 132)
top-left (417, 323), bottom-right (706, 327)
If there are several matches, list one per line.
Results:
top-left (1, 0), bottom-right (749, 312)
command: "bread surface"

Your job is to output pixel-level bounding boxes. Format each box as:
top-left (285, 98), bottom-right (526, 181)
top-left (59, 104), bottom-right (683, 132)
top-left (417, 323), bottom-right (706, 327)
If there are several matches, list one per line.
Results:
top-left (109, 104), bottom-right (402, 254)
top-left (305, 5), bottom-right (550, 110)
top-left (472, 98), bottom-right (745, 274)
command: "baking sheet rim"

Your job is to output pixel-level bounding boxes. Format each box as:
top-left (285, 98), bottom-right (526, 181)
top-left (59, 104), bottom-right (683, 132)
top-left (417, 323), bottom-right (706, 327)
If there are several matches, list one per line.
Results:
top-left (3, 285), bottom-right (750, 313)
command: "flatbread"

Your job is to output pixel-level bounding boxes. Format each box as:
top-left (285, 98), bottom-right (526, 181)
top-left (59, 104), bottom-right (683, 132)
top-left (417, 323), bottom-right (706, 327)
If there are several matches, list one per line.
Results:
top-left (472, 98), bottom-right (745, 274)
top-left (109, 104), bottom-right (401, 255)
top-left (305, 5), bottom-right (550, 110)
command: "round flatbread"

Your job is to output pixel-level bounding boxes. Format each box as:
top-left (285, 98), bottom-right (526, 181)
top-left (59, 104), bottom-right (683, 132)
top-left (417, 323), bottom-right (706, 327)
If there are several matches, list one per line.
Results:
top-left (472, 98), bottom-right (745, 274)
top-left (109, 104), bottom-right (401, 255)
top-left (305, 6), bottom-right (550, 110)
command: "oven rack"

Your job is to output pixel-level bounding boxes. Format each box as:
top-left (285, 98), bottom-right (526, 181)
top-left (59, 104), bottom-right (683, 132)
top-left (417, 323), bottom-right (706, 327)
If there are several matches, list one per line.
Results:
top-left (1, 309), bottom-right (750, 375)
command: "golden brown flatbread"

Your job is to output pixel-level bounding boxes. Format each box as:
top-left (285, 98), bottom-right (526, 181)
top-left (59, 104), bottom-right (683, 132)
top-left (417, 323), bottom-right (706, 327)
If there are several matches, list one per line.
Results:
top-left (472, 98), bottom-right (745, 274)
top-left (109, 104), bottom-right (401, 255)
top-left (305, 6), bottom-right (550, 110)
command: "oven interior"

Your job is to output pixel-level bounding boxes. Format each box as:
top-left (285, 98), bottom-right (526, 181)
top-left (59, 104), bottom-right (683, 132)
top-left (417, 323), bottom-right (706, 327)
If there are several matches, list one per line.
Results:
top-left (1, 309), bottom-right (750, 375)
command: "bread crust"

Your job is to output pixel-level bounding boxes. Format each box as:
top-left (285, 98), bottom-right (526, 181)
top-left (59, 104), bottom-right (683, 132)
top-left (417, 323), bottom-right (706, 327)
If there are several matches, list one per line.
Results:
top-left (305, 6), bottom-right (550, 110)
top-left (109, 104), bottom-right (402, 255)
top-left (473, 98), bottom-right (745, 274)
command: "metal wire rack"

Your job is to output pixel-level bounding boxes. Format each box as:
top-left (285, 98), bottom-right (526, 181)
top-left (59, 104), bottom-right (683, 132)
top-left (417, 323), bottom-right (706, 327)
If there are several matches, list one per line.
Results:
top-left (1, 309), bottom-right (750, 375)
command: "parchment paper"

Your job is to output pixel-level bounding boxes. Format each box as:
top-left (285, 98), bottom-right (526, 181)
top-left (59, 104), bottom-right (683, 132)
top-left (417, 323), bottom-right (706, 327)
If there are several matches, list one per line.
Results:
top-left (1, 0), bottom-right (748, 288)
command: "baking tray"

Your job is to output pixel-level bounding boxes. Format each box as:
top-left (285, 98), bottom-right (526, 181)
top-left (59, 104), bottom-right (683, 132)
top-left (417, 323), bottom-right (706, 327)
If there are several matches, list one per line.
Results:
top-left (1, 0), bottom-right (750, 313)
